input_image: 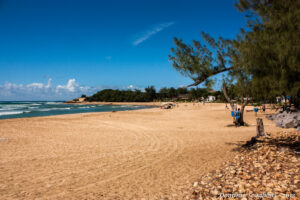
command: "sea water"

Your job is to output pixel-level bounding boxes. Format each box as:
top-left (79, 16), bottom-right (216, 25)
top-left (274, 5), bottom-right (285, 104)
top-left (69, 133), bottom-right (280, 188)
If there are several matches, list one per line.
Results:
top-left (0, 101), bottom-right (148, 120)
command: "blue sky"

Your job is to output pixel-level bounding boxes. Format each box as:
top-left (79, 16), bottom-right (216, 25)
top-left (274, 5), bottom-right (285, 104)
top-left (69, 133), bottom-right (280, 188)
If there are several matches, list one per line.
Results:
top-left (0, 0), bottom-right (246, 100)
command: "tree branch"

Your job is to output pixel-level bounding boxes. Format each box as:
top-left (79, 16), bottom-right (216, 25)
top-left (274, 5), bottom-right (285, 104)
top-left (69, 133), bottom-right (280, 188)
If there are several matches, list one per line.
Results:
top-left (186, 66), bottom-right (233, 87)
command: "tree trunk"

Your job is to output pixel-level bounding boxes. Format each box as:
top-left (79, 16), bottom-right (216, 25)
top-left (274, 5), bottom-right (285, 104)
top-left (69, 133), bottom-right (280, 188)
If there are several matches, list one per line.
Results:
top-left (240, 106), bottom-right (245, 126)
top-left (222, 81), bottom-right (249, 126)
top-left (240, 96), bottom-right (248, 126)
top-left (256, 118), bottom-right (266, 137)
top-left (222, 82), bottom-right (234, 111)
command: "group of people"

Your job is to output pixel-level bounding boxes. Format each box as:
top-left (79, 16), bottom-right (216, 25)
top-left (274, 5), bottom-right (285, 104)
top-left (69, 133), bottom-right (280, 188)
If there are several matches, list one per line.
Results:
top-left (230, 107), bottom-right (242, 126)
top-left (253, 104), bottom-right (266, 116)
top-left (227, 104), bottom-right (267, 126)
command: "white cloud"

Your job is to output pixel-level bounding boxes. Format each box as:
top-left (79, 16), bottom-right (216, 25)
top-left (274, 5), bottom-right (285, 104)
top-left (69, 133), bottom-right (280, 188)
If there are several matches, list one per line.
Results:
top-left (0, 78), bottom-right (103, 101)
top-left (27, 83), bottom-right (44, 88)
top-left (56, 78), bottom-right (78, 92)
top-left (125, 84), bottom-right (144, 91)
top-left (128, 85), bottom-right (135, 89)
top-left (132, 21), bottom-right (175, 46)
top-left (0, 79), bottom-right (149, 101)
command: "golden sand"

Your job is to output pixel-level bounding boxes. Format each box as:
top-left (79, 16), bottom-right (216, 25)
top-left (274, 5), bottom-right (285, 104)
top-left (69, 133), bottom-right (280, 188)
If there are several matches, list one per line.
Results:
top-left (0, 103), bottom-right (282, 199)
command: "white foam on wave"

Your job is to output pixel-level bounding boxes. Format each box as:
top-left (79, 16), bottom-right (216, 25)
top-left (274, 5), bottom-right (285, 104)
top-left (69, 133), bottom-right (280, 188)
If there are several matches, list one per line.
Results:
top-left (56, 107), bottom-right (71, 110)
top-left (28, 106), bottom-right (39, 109)
top-left (3, 105), bottom-right (27, 109)
top-left (0, 111), bottom-right (23, 116)
top-left (0, 106), bottom-right (26, 111)
top-left (120, 105), bottom-right (134, 108)
top-left (78, 106), bottom-right (90, 109)
top-left (38, 108), bottom-right (51, 112)
top-left (38, 107), bottom-right (71, 112)
top-left (0, 108), bottom-right (13, 111)
top-left (46, 102), bottom-right (61, 105)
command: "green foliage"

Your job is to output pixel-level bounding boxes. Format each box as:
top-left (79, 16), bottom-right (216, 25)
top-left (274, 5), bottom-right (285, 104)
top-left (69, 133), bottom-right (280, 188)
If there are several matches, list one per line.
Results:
top-left (168, 87), bottom-right (177, 98)
top-left (86, 87), bottom-right (218, 102)
top-left (87, 89), bottom-right (147, 102)
top-left (234, 0), bottom-right (300, 99)
top-left (169, 33), bottom-right (233, 87)
top-left (169, 0), bottom-right (300, 106)
top-left (145, 86), bottom-right (157, 101)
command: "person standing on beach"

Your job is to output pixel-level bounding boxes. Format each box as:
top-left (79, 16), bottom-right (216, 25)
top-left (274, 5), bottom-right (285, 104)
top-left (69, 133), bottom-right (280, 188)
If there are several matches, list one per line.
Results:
top-left (231, 110), bottom-right (235, 124)
top-left (262, 104), bottom-right (266, 112)
top-left (254, 107), bottom-right (258, 117)
top-left (235, 108), bottom-right (241, 126)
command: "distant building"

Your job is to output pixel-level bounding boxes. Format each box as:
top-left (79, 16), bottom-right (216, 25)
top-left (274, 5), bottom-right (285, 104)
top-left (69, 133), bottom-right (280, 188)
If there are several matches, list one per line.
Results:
top-left (276, 96), bottom-right (287, 103)
top-left (207, 96), bottom-right (216, 102)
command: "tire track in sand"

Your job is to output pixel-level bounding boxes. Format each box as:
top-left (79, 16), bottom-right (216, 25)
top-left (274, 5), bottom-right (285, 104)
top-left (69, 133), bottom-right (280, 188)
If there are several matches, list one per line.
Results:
top-left (45, 120), bottom-right (184, 199)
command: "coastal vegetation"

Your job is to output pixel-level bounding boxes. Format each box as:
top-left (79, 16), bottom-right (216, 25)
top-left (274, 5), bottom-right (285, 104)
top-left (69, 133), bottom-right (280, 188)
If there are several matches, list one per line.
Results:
top-left (85, 87), bottom-right (223, 102)
top-left (169, 0), bottom-right (300, 125)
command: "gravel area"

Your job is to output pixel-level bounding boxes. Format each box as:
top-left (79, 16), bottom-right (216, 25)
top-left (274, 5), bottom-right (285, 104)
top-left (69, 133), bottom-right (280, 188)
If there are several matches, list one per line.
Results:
top-left (191, 131), bottom-right (300, 200)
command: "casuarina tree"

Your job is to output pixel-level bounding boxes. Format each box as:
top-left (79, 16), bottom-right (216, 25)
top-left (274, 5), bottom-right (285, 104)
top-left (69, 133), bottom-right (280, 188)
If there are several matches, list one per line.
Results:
top-left (234, 0), bottom-right (300, 107)
top-left (169, 32), bottom-right (251, 125)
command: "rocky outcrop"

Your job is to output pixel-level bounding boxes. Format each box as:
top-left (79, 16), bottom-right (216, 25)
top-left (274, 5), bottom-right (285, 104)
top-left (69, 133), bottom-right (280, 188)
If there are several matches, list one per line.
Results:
top-left (267, 111), bottom-right (300, 130)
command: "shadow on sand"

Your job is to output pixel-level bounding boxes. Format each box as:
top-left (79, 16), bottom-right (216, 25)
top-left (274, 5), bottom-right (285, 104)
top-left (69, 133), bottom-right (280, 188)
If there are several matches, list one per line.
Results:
top-left (226, 134), bottom-right (300, 154)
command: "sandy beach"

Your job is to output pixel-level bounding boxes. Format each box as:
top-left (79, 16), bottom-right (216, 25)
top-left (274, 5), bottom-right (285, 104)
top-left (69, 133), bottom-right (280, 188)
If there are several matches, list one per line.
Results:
top-left (0, 103), bottom-right (283, 199)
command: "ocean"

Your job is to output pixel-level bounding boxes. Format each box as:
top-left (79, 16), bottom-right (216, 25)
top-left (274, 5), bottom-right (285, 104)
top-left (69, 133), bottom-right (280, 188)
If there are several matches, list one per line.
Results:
top-left (0, 101), bottom-right (149, 120)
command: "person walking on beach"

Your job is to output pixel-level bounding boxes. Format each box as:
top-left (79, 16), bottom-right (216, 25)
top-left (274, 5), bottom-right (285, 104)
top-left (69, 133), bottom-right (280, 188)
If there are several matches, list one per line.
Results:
top-left (235, 108), bottom-right (241, 126)
top-left (262, 104), bottom-right (266, 112)
top-left (231, 109), bottom-right (236, 124)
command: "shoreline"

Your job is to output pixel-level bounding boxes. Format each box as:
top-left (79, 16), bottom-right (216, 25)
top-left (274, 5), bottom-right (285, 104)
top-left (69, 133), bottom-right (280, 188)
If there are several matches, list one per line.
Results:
top-left (0, 105), bottom-right (157, 122)
top-left (64, 101), bottom-right (163, 107)
top-left (0, 101), bottom-right (158, 121)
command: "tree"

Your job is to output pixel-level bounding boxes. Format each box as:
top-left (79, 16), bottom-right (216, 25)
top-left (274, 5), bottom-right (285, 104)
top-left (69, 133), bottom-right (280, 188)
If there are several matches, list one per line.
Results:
top-left (196, 87), bottom-right (209, 99)
top-left (234, 0), bottom-right (300, 106)
top-left (177, 87), bottom-right (188, 95)
top-left (168, 87), bottom-right (177, 98)
top-left (169, 32), bottom-right (250, 125)
top-left (189, 88), bottom-right (197, 100)
top-left (86, 88), bottom-right (155, 102)
top-left (169, 33), bottom-right (233, 88)
top-left (145, 86), bottom-right (156, 101)
top-left (158, 87), bottom-right (168, 99)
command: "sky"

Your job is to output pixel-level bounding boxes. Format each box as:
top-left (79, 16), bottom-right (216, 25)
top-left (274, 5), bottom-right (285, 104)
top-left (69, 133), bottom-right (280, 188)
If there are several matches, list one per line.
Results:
top-left (0, 0), bottom-right (246, 100)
